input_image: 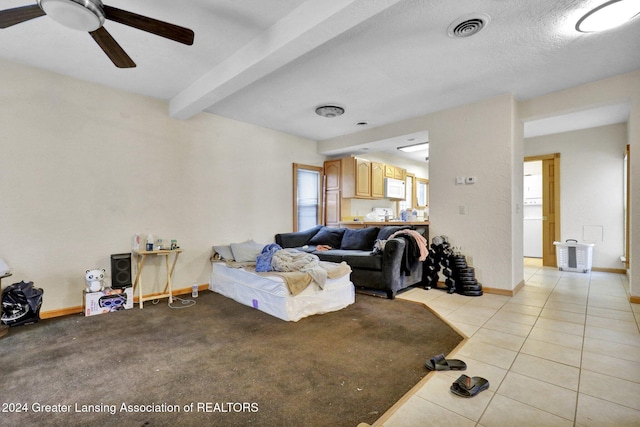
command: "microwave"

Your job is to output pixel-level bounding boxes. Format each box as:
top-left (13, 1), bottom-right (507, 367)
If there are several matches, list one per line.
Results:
top-left (384, 178), bottom-right (405, 199)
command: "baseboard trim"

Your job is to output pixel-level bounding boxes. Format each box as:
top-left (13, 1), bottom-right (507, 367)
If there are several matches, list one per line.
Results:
top-left (481, 279), bottom-right (525, 297)
top-left (40, 307), bottom-right (81, 319)
top-left (435, 281), bottom-right (523, 298)
top-left (482, 286), bottom-right (515, 297)
top-left (591, 267), bottom-right (626, 274)
top-left (39, 284), bottom-right (208, 319)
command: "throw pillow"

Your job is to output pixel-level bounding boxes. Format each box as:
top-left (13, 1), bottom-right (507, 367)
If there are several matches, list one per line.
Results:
top-left (340, 227), bottom-right (380, 251)
top-left (212, 245), bottom-right (234, 261)
top-left (230, 240), bottom-right (265, 262)
top-left (275, 225), bottom-right (323, 248)
top-left (308, 227), bottom-right (345, 248)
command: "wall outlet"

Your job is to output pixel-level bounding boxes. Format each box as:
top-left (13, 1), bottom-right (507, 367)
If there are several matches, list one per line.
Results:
top-left (455, 176), bottom-right (465, 185)
top-left (459, 205), bottom-right (467, 215)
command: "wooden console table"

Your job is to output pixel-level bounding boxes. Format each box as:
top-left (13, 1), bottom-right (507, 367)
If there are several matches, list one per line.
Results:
top-left (132, 249), bottom-right (182, 309)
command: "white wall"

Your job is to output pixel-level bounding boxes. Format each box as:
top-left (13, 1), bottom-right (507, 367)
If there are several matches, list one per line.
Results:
top-left (524, 124), bottom-right (627, 270)
top-left (428, 94), bottom-right (519, 292)
top-left (0, 60), bottom-right (325, 313)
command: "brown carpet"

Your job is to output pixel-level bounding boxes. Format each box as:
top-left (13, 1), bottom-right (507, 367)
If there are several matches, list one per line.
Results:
top-left (0, 290), bottom-right (463, 427)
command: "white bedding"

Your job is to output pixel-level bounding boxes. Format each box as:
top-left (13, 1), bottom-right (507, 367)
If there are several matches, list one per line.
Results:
top-left (209, 262), bottom-right (355, 321)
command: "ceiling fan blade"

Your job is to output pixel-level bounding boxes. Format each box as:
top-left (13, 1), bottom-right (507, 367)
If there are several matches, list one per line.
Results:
top-left (103, 5), bottom-right (194, 45)
top-left (90, 26), bottom-right (136, 68)
top-left (0, 4), bottom-right (45, 29)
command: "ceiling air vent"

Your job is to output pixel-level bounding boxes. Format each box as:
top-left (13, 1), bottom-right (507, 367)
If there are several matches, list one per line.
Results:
top-left (447, 14), bottom-right (490, 38)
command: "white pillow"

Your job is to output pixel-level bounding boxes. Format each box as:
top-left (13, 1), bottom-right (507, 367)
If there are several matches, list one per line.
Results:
top-left (230, 240), bottom-right (265, 262)
top-left (212, 245), bottom-right (234, 260)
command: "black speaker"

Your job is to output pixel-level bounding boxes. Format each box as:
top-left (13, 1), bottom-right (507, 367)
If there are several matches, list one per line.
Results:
top-left (110, 253), bottom-right (132, 289)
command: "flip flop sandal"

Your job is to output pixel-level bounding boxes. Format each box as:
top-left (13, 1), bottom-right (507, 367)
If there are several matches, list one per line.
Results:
top-left (424, 354), bottom-right (467, 371)
top-left (450, 374), bottom-right (490, 397)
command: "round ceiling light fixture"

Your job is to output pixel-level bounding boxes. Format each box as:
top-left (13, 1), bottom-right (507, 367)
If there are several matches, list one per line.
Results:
top-left (315, 105), bottom-right (345, 118)
top-left (38, 0), bottom-right (105, 32)
top-left (576, 0), bottom-right (640, 32)
top-left (447, 13), bottom-right (491, 38)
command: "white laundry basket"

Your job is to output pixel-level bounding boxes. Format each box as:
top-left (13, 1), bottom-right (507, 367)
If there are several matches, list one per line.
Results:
top-left (553, 239), bottom-right (594, 273)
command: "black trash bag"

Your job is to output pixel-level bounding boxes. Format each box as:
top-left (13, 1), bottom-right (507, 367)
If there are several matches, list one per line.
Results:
top-left (1, 281), bottom-right (44, 327)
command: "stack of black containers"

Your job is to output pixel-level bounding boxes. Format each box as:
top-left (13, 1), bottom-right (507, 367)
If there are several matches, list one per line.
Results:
top-left (423, 236), bottom-right (483, 296)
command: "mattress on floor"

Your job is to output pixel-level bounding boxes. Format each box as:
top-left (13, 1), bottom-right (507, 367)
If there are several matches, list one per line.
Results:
top-left (209, 262), bottom-right (355, 321)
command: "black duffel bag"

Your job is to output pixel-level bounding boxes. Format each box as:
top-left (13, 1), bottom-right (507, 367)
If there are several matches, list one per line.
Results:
top-left (1, 281), bottom-right (44, 327)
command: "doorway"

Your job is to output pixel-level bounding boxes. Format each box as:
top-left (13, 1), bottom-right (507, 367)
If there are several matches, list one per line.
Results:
top-left (524, 154), bottom-right (560, 267)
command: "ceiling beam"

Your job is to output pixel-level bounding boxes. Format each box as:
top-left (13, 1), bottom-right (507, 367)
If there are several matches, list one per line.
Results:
top-left (169, 0), bottom-right (403, 120)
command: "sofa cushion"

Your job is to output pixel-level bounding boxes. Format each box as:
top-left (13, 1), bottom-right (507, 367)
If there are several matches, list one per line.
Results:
top-left (342, 252), bottom-right (383, 270)
top-left (340, 227), bottom-right (380, 250)
top-left (313, 250), bottom-right (346, 264)
top-left (308, 227), bottom-right (345, 248)
top-left (275, 225), bottom-right (323, 248)
top-left (376, 225), bottom-right (412, 241)
top-left (314, 249), bottom-right (382, 269)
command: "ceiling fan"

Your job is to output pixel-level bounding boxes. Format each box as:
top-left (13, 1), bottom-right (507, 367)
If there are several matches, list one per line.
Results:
top-left (0, 0), bottom-right (195, 68)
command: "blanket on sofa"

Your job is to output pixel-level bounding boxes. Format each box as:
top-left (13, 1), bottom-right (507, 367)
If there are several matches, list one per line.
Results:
top-left (388, 229), bottom-right (429, 275)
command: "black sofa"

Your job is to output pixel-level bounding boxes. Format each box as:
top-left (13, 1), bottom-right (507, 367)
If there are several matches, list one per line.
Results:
top-left (275, 225), bottom-right (428, 299)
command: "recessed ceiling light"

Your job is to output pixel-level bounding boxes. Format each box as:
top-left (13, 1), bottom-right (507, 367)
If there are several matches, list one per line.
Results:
top-left (315, 105), bottom-right (345, 118)
top-left (576, 0), bottom-right (640, 32)
top-left (397, 142), bottom-right (429, 153)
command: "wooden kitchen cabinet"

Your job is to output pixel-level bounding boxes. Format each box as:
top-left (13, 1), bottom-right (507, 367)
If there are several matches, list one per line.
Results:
top-left (323, 159), bottom-right (342, 226)
top-left (324, 159), bottom-right (341, 190)
top-left (384, 164), bottom-right (406, 181)
top-left (342, 157), bottom-right (371, 198)
top-left (324, 157), bottom-right (408, 227)
top-left (384, 164), bottom-right (395, 178)
top-left (371, 161), bottom-right (385, 198)
top-left (325, 189), bottom-right (341, 226)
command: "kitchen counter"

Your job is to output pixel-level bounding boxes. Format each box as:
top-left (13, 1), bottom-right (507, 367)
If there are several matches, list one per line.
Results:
top-left (339, 220), bottom-right (430, 228)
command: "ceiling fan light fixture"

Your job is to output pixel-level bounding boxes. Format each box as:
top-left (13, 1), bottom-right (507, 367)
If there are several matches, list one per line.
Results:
top-left (397, 142), bottom-right (429, 153)
top-left (315, 105), bottom-right (345, 118)
top-left (38, 0), bottom-right (104, 32)
top-left (576, 0), bottom-right (640, 32)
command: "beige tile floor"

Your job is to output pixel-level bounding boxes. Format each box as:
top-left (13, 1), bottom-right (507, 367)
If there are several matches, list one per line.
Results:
top-left (369, 259), bottom-right (640, 427)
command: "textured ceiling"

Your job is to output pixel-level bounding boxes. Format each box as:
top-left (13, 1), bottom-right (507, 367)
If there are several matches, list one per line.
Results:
top-left (1, 0), bottom-right (638, 162)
